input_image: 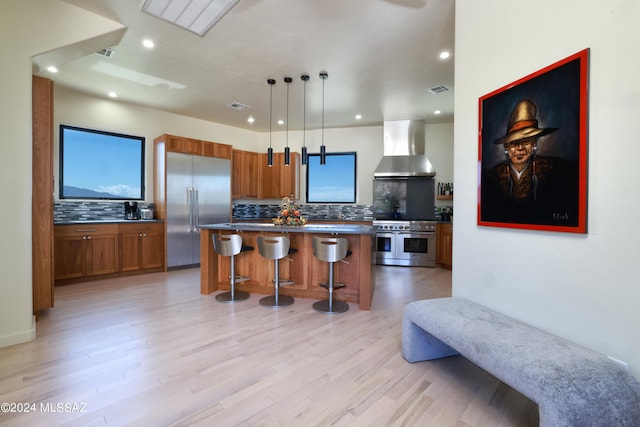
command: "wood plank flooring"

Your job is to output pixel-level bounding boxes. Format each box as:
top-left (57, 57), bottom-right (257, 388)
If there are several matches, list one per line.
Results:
top-left (0, 266), bottom-right (538, 426)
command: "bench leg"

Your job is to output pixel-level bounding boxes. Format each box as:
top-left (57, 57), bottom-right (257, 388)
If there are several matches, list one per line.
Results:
top-left (402, 318), bottom-right (459, 363)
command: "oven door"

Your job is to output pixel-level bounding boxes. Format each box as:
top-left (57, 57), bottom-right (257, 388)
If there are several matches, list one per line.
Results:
top-left (396, 232), bottom-right (436, 267)
top-left (375, 232), bottom-right (396, 265)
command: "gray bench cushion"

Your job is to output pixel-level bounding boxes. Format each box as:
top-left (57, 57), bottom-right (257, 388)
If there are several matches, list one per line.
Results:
top-left (402, 297), bottom-right (640, 427)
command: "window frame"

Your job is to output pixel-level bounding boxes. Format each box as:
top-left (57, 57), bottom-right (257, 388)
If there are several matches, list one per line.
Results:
top-left (305, 151), bottom-right (357, 203)
top-left (58, 124), bottom-right (145, 201)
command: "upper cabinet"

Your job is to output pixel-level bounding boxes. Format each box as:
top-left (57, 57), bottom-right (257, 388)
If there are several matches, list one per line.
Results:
top-left (232, 150), bottom-right (300, 200)
top-left (259, 152), bottom-right (300, 199)
top-left (232, 149), bottom-right (260, 198)
top-left (162, 134), bottom-right (232, 159)
top-left (202, 140), bottom-right (232, 159)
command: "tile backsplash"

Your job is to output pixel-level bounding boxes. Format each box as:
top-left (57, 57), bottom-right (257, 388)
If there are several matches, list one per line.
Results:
top-left (54, 201), bottom-right (154, 223)
top-left (233, 203), bottom-right (373, 222)
top-left (54, 201), bottom-right (371, 223)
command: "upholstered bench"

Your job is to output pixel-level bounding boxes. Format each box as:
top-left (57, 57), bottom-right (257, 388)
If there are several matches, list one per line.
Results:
top-left (402, 297), bottom-right (640, 427)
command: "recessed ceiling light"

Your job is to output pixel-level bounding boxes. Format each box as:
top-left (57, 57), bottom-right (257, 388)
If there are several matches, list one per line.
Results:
top-left (277, 120), bottom-right (284, 125)
top-left (108, 91), bottom-right (118, 98)
top-left (142, 39), bottom-right (155, 48)
top-left (439, 51), bottom-right (451, 60)
top-left (47, 66), bottom-right (58, 73)
top-left (247, 116), bottom-right (255, 124)
top-left (355, 114), bottom-right (362, 120)
top-left (434, 110), bottom-right (441, 115)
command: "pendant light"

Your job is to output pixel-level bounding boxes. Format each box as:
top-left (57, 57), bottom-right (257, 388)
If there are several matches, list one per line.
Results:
top-left (284, 76), bottom-right (292, 166)
top-left (319, 71), bottom-right (328, 165)
top-left (267, 78), bottom-right (275, 167)
top-left (300, 74), bottom-right (309, 165)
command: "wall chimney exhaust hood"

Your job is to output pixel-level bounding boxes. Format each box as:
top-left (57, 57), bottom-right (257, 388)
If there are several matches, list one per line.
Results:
top-left (374, 120), bottom-right (436, 178)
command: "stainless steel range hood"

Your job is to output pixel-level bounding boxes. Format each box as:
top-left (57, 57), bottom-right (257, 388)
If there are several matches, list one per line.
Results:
top-left (374, 120), bottom-right (436, 177)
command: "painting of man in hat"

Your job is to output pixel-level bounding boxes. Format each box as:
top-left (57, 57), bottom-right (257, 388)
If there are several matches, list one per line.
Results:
top-left (478, 49), bottom-right (588, 232)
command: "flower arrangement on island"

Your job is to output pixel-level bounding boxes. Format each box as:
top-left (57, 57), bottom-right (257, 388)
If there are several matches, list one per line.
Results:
top-left (273, 196), bottom-right (307, 226)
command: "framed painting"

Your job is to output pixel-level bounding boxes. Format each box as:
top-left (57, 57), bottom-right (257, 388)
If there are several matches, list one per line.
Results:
top-left (478, 48), bottom-right (589, 233)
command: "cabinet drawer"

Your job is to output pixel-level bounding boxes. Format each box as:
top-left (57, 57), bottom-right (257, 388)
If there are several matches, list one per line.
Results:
top-left (55, 224), bottom-right (118, 237)
top-left (118, 222), bottom-right (164, 234)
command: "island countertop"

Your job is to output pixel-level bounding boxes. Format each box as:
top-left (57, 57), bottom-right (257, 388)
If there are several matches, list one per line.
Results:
top-left (199, 222), bottom-right (376, 310)
top-left (199, 222), bottom-right (376, 235)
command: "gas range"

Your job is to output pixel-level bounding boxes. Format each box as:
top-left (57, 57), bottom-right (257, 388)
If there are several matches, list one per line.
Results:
top-left (373, 220), bottom-right (437, 232)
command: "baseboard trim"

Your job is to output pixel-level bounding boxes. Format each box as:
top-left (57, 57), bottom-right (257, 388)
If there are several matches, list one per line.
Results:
top-left (0, 315), bottom-right (36, 348)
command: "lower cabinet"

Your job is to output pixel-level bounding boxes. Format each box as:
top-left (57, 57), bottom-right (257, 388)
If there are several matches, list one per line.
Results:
top-left (54, 224), bottom-right (119, 281)
top-left (119, 223), bottom-right (165, 272)
top-left (436, 223), bottom-right (453, 269)
top-left (54, 222), bottom-right (165, 284)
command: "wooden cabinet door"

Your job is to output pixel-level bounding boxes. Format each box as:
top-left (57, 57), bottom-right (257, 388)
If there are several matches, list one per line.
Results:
top-left (233, 150), bottom-right (260, 198)
top-left (140, 226), bottom-right (164, 269)
top-left (87, 234), bottom-right (118, 276)
top-left (203, 141), bottom-right (232, 159)
top-left (280, 152), bottom-right (299, 199)
top-left (166, 135), bottom-right (201, 155)
top-left (436, 223), bottom-right (452, 269)
top-left (54, 234), bottom-right (86, 280)
top-left (258, 152), bottom-right (299, 199)
top-left (243, 151), bottom-right (260, 198)
top-left (260, 152), bottom-right (281, 198)
top-left (119, 230), bottom-right (141, 272)
top-left (55, 224), bottom-right (118, 280)
top-left (119, 223), bottom-right (165, 271)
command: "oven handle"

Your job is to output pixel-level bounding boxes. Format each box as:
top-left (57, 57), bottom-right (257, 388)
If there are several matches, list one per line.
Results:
top-left (397, 231), bottom-right (436, 236)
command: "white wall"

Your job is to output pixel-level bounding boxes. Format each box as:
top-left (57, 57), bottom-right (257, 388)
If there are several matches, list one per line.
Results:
top-left (0, 0), bottom-right (125, 347)
top-left (426, 122), bottom-right (454, 208)
top-left (454, 0), bottom-right (640, 379)
top-left (55, 87), bottom-right (260, 202)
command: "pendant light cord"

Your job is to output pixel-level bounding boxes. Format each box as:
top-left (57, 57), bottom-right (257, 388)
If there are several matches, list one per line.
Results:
top-left (269, 82), bottom-right (273, 149)
top-left (321, 76), bottom-right (325, 147)
top-left (286, 80), bottom-right (289, 148)
top-left (303, 79), bottom-right (306, 147)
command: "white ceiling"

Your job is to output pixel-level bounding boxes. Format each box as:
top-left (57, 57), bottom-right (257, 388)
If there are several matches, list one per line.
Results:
top-left (33, 0), bottom-right (455, 132)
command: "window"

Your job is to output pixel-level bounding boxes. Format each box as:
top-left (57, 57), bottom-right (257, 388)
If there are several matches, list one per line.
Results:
top-left (306, 152), bottom-right (357, 203)
top-left (59, 125), bottom-right (145, 200)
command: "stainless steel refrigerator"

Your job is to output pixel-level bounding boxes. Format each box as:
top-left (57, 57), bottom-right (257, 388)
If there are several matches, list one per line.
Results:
top-left (166, 152), bottom-right (231, 268)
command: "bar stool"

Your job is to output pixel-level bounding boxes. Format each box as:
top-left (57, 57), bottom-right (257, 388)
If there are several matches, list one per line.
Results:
top-left (312, 236), bottom-right (350, 313)
top-left (212, 234), bottom-right (252, 303)
top-left (257, 236), bottom-right (295, 308)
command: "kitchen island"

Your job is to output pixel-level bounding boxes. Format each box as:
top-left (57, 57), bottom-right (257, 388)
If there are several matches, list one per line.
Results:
top-left (199, 222), bottom-right (376, 310)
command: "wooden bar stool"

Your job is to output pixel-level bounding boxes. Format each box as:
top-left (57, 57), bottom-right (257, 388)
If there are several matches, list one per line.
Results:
top-left (312, 236), bottom-right (350, 313)
top-left (257, 236), bottom-right (295, 308)
top-left (212, 234), bottom-right (252, 302)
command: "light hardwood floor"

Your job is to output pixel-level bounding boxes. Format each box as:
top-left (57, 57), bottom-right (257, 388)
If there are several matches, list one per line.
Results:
top-left (0, 266), bottom-right (538, 426)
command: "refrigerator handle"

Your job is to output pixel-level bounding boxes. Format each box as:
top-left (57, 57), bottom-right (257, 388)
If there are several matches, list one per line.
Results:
top-left (193, 188), bottom-right (200, 227)
top-left (187, 187), bottom-right (193, 232)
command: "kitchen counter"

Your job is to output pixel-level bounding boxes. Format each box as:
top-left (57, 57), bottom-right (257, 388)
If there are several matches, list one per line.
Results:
top-left (55, 219), bottom-right (164, 224)
top-left (199, 222), bottom-right (376, 310)
top-left (200, 222), bottom-right (375, 235)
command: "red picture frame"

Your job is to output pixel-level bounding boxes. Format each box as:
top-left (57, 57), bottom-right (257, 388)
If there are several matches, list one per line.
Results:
top-left (478, 49), bottom-right (589, 233)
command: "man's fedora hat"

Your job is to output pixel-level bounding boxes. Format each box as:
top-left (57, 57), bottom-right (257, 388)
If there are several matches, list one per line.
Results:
top-left (494, 99), bottom-right (557, 145)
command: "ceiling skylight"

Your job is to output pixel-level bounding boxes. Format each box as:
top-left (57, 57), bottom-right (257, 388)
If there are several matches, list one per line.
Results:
top-left (141, 0), bottom-right (240, 37)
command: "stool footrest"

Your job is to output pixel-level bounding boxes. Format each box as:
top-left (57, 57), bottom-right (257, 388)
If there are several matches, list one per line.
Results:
top-left (320, 282), bottom-right (346, 290)
top-left (231, 275), bottom-right (251, 283)
top-left (278, 279), bottom-right (295, 287)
